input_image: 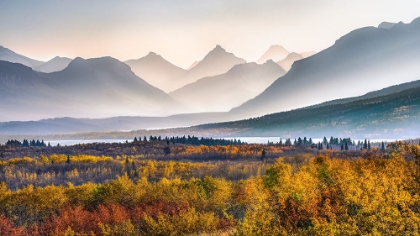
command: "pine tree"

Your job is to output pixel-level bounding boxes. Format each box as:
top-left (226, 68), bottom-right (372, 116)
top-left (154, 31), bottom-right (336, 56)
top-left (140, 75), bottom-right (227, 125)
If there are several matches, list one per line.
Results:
top-left (66, 155), bottom-right (71, 164)
top-left (261, 149), bottom-right (266, 160)
top-left (381, 141), bottom-right (385, 151)
top-left (345, 142), bottom-right (349, 151)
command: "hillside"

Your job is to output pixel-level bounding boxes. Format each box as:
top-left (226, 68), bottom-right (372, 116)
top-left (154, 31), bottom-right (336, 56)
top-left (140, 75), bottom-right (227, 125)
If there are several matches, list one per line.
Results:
top-left (0, 45), bottom-right (44, 68)
top-left (194, 85), bottom-right (420, 139)
top-left (125, 52), bottom-right (186, 93)
top-left (170, 60), bottom-right (286, 112)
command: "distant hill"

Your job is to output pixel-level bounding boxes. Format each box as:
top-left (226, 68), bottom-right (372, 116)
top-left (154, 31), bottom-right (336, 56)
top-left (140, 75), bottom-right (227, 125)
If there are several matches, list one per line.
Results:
top-left (257, 45), bottom-right (290, 64)
top-left (170, 60), bottom-right (286, 112)
top-left (231, 16), bottom-right (420, 119)
top-left (277, 52), bottom-right (304, 71)
top-left (0, 112), bottom-right (235, 135)
top-left (172, 45), bottom-right (246, 91)
top-left (193, 85), bottom-right (420, 139)
top-left (125, 52), bottom-right (186, 93)
top-left (0, 45), bottom-right (44, 69)
top-left (35, 56), bottom-right (72, 73)
top-left (0, 58), bottom-right (184, 121)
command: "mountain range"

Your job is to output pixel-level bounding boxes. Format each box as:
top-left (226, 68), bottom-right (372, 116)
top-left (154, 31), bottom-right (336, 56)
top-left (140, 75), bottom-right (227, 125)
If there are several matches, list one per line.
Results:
top-left (1, 78), bottom-right (419, 137)
top-left (0, 57), bottom-right (183, 121)
top-left (230, 17), bottom-right (420, 119)
top-left (0, 16), bottom-right (420, 140)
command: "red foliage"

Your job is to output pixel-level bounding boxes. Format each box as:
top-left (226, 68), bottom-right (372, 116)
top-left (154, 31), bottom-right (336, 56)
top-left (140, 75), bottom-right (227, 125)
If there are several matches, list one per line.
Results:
top-left (0, 215), bottom-right (24, 236)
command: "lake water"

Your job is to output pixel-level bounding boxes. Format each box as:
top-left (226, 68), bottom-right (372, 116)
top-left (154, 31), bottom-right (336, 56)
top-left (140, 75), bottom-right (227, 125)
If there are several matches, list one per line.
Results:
top-left (46, 137), bottom-right (403, 146)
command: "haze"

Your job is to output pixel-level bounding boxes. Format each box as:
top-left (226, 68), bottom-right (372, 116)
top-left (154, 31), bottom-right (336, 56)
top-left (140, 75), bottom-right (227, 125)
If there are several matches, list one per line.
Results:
top-left (1, 0), bottom-right (419, 68)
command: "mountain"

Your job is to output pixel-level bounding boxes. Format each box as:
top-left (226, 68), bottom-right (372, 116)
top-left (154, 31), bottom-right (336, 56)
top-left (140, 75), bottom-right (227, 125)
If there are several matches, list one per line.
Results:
top-left (378, 22), bottom-right (397, 29)
top-left (170, 60), bottom-right (286, 112)
top-left (192, 85), bottom-right (420, 139)
top-left (0, 45), bottom-right (44, 69)
top-left (0, 57), bottom-right (184, 121)
top-left (172, 45), bottom-right (246, 91)
top-left (187, 61), bottom-right (200, 70)
top-left (257, 45), bottom-right (290, 64)
top-left (277, 52), bottom-right (304, 71)
top-left (300, 51), bottom-right (317, 58)
top-left (231, 16), bottom-right (420, 119)
top-left (35, 56), bottom-right (72, 73)
top-left (125, 52), bottom-right (186, 93)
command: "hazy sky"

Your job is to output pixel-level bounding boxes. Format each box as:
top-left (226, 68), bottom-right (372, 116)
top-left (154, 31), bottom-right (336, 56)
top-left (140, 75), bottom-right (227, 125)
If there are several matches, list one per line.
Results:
top-left (0, 0), bottom-right (419, 68)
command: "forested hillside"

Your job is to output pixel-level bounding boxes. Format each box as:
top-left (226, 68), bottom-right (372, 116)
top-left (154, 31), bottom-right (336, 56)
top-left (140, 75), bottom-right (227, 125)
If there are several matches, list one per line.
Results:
top-left (195, 86), bottom-right (420, 139)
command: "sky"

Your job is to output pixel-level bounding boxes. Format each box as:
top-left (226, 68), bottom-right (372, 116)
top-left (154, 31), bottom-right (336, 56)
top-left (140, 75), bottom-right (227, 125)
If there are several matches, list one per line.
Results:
top-left (0, 0), bottom-right (419, 69)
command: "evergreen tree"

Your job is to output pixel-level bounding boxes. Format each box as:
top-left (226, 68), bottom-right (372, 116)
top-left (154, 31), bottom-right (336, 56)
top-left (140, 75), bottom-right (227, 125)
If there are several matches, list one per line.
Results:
top-left (133, 137), bottom-right (138, 142)
top-left (66, 155), bottom-right (71, 164)
top-left (345, 142), bottom-right (349, 151)
top-left (164, 146), bottom-right (171, 155)
top-left (381, 141), bottom-right (385, 151)
top-left (368, 140), bottom-right (371, 150)
top-left (261, 149), bottom-right (266, 160)
top-left (363, 139), bottom-right (368, 149)
top-left (341, 143), bottom-right (344, 151)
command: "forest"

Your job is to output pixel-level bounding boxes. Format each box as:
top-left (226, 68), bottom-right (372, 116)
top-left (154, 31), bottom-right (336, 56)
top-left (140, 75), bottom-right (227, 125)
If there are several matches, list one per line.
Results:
top-left (0, 139), bottom-right (419, 235)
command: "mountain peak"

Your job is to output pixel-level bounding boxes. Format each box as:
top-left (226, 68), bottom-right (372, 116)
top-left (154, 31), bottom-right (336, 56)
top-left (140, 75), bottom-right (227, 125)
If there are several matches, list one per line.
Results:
top-left (211, 45), bottom-right (227, 53)
top-left (257, 45), bottom-right (290, 64)
top-left (147, 51), bottom-right (159, 57)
